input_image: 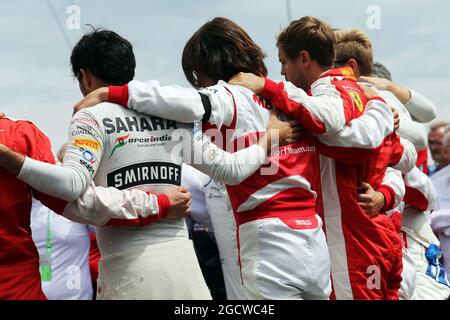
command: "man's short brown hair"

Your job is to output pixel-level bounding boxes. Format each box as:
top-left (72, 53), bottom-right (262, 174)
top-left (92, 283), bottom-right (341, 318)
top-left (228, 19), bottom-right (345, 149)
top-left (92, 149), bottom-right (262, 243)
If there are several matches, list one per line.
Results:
top-left (334, 29), bottom-right (374, 76)
top-left (182, 17), bottom-right (267, 88)
top-left (276, 16), bottom-right (335, 68)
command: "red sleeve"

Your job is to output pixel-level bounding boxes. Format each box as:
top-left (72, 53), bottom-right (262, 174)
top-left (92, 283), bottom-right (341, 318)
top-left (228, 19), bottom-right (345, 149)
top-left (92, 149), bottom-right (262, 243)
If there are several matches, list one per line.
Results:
top-left (108, 84), bottom-right (129, 107)
top-left (404, 186), bottom-right (429, 212)
top-left (19, 122), bottom-right (69, 214)
top-left (34, 192), bottom-right (67, 215)
top-left (389, 134), bottom-right (405, 166)
top-left (262, 79), bottom-right (326, 134)
top-left (105, 193), bottom-right (171, 227)
top-left (416, 148), bottom-right (429, 175)
top-left (377, 185), bottom-right (396, 212)
top-left (89, 232), bottom-right (101, 283)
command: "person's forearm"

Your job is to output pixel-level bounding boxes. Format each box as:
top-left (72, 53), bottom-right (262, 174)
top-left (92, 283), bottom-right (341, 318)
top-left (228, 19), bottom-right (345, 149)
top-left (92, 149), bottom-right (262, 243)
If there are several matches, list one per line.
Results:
top-left (404, 90), bottom-right (437, 123)
top-left (403, 167), bottom-right (437, 212)
top-left (262, 79), bottom-right (347, 135)
top-left (390, 137), bottom-right (418, 174)
top-left (18, 157), bottom-right (89, 202)
top-left (386, 82), bottom-right (411, 105)
top-left (379, 167), bottom-right (405, 210)
top-left (109, 80), bottom-right (207, 123)
top-left (189, 131), bottom-right (267, 185)
top-left (396, 116), bottom-right (427, 150)
top-left (314, 98), bottom-right (394, 164)
top-left (0, 144), bottom-right (25, 176)
top-left (63, 185), bottom-right (170, 227)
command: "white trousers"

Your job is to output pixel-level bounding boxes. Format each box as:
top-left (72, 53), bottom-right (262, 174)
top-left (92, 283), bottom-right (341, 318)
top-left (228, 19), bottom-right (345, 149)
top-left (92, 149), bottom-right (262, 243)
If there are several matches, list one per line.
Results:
top-left (97, 239), bottom-right (212, 300)
top-left (238, 215), bottom-right (331, 300)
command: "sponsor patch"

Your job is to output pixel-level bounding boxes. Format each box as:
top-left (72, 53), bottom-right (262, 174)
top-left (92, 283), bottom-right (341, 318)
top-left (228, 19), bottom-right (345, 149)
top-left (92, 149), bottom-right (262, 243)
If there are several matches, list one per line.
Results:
top-left (109, 134), bottom-right (130, 159)
top-left (208, 149), bottom-right (218, 161)
top-left (340, 67), bottom-right (356, 80)
top-left (71, 117), bottom-right (100, 128)
top-left (79, 147), bottom-right (96, 165)
top-left (107, 162), bottom-right (181, 189)
top-left (102, 116), bottom-right (178, 134)
top-left (71, 124), bottom-right (100, 139)
top-left (108, 134), bottom-right (173, 159)
top-left (280, 216), bottom-right (319, 230)
top-left (79, 159), bottom-right (95, 176)
top-left (72, 138), bottom-right (100, 151)
top-left (349, 90), bottom-right (364, 113)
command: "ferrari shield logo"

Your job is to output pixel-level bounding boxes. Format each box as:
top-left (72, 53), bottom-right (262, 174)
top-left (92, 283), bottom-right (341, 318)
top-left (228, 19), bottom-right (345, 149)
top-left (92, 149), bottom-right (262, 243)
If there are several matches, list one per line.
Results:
top-left (349, 91), bottom-right (364, 113)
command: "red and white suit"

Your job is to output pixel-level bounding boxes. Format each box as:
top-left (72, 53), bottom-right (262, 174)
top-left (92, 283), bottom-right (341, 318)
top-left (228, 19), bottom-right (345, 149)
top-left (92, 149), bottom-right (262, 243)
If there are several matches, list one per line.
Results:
top-left (259, 67), bottom-right (417, 300)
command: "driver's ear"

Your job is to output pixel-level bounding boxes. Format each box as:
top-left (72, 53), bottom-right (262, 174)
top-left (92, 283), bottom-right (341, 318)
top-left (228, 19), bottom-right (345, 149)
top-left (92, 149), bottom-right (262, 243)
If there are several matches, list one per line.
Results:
top-left (299, 50), bottom-right (311, 66)
top-left (79, 68), bottom-right (91, 90)
top-left (348, 58), bottom-right (359, 76)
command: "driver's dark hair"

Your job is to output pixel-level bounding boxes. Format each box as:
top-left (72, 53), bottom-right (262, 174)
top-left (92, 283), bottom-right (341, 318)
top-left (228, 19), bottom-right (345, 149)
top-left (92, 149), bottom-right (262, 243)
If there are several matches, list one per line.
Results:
top-left (182, 17), bottom-right (267, 88)
top-left (70, 27), bottom-right (135, 85)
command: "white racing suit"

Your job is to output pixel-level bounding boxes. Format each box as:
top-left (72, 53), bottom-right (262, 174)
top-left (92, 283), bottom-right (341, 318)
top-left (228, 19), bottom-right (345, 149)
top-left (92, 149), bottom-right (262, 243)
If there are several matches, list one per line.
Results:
top-left (400, 167), bottom-right (450, 299)
top-left (201, 178), bottom-right (246, 300)
top-left (430, 164), bottom-right (450, 281)
top-left (17, 102), bottom-right (267, 299)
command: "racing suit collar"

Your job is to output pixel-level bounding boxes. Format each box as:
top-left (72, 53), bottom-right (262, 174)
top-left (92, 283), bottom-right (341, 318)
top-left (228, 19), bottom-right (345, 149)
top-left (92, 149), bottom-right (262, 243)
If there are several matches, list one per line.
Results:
top-left (319, 66), bottom-right (356, 81)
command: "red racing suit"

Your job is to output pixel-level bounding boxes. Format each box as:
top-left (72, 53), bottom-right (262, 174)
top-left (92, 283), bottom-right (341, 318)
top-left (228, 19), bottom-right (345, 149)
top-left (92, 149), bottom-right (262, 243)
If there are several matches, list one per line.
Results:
top-left (260, 67), bottom-right (417, 300)
top-left (0, 118), bottom-right (65, 299)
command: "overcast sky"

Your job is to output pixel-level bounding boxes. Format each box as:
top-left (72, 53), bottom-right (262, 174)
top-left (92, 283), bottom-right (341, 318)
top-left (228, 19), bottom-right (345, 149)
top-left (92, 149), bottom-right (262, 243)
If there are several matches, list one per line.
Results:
top-left (1, 0), bottom-right (449, 150)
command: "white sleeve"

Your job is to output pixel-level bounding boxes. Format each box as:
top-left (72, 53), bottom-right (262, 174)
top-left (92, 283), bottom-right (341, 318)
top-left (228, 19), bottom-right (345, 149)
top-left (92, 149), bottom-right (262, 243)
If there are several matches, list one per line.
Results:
top-left (180, 164), bottom-right (212, 229)
top-left (277, 81), bottom-right (348, 135)
top-left (397, 116), bottom-right (428, 151)
top-left (127, 80), bottom-right (206, 123)
top-left (405, 90), bottom-right (437, 123)
top-left (17, 111), bottom-right (104, 201)
top-left (391, 138), bottom-right (418, 174)
top-left (126, 81), bottom-right (236, 129)
top-left (380, 89), bottom-right (428, 150)
top-left (381, 167), bottom-right (405, 209)
top-left (316, 99), bottom-right (394, 149)
top-left (62, 183), bottom-right (161, 226)
top-left (180, 123), bottom-right (267, 185)
top-left (404, 167), bottom-right (438, 212)
top-left (429, 209), bottom-right (450, 236)
top-left (198, 85), bottom-right (236, 130)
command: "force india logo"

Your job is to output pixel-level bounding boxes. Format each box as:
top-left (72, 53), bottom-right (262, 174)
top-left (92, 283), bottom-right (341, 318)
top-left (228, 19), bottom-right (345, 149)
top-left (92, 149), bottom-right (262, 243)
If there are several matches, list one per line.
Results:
top-left (108, 134), bottom-right (173, 159)
top-left (72, 138), bottom-right (100, 151)
top-left (109, 134), bottom-right (130, 159)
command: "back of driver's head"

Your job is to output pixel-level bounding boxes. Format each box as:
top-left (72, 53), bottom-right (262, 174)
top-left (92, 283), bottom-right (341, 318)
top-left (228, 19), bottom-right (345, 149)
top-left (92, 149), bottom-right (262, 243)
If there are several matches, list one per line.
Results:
top-left (70, 27), bottom-right (136, 86)
top-left (334, 29), bottom-right (374, 76)
top-left (182, 17), bottom-right (267, 88)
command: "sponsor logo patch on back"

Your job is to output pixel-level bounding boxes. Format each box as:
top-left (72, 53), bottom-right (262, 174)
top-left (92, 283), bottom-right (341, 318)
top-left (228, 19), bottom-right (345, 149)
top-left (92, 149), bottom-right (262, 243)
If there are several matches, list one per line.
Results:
top-left (107, 162), bottom-right (181, 189)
